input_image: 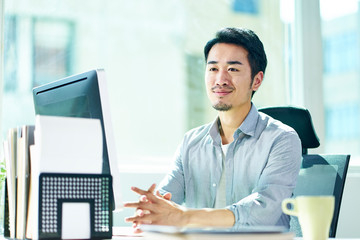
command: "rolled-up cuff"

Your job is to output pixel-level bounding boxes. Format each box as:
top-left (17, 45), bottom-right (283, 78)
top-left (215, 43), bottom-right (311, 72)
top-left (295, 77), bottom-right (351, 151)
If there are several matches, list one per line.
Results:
top-left (226, 204), bottom-right (242, 227)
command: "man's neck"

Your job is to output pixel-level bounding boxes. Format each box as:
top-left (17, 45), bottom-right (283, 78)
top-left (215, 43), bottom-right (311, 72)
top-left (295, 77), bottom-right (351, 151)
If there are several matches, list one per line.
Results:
top-left (218, 103), bottom-right (252, 145)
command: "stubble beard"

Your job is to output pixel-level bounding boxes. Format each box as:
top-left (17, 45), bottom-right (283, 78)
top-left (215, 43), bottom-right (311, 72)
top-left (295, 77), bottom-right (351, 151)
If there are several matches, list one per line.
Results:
top-left (212, 102), bottom-right (232, 111)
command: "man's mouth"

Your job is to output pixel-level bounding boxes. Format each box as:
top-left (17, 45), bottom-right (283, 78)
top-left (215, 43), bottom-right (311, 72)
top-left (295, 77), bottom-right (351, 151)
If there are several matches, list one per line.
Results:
top-left (212, 86), bottom-right (234, 97)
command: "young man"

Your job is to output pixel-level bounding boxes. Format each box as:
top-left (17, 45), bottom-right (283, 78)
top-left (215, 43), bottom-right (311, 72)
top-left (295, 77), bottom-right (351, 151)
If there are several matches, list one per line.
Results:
top-left (124, 27), bottom-right (302, 229)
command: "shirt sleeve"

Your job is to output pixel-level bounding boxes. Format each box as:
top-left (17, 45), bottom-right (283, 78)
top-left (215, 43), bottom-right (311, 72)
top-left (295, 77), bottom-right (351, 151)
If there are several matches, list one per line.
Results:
top-left (226, 130), bottom-right (302, 227)
top-left (157, 142), bottom-right (186, 205)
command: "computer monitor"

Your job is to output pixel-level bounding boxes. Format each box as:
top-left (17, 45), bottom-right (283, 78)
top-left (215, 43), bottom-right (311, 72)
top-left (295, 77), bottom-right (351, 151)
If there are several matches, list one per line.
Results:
top-left (32, 69), bottom-right (122, 211)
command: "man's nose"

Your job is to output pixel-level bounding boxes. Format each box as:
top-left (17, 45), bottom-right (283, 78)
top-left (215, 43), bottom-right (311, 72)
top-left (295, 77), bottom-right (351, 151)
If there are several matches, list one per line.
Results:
top-left (215, 69), bottom-right (230, 85)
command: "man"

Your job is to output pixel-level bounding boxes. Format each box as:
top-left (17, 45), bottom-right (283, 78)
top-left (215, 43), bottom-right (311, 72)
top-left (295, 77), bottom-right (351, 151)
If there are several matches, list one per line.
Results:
top-left (124, 27), bottom-right (302, 229)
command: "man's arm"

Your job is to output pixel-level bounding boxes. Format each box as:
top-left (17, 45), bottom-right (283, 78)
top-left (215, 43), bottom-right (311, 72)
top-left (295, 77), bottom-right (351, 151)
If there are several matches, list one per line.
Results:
top-left (183, 208), bottom-right (235, 227)
top-left (227, 130), bottom-right (302, 226)
top-left (124, 185), bottom-right (235, 227)
top-left (157, 142), bottom-right (186, 205)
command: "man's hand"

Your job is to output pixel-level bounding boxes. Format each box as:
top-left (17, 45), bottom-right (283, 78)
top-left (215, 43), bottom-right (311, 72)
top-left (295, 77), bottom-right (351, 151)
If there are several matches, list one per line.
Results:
top-left (124, 184), bottom-right (236, 231)
top-left (124, 184), bottom-right (186, 229)
top-left (131, 184), bottom-right (172, 230)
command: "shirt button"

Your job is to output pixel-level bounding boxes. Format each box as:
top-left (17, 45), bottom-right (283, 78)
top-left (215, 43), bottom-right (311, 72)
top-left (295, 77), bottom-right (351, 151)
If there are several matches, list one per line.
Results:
top-left (213, 183), bottom-right (216, 187)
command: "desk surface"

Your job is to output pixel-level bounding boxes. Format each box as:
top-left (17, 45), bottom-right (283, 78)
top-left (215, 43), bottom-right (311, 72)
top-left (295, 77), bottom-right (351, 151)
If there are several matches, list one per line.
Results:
top-left (112, 227), bottom-right (358, 240)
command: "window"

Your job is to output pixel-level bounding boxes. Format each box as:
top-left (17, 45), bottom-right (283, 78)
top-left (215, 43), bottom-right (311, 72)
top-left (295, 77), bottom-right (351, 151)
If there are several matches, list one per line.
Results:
top-left (33, 18), bottom-right (75, 87)
top-left (3, 15), bottom-right (17, 92)
top-left (233, 0), bottom-right (259, 14)
top-left (323, 31), bottom-right (358, 74)
top-left (320, 0), bottom-right (360, 159)
top-left (1, 0), bottom-right (289, 168)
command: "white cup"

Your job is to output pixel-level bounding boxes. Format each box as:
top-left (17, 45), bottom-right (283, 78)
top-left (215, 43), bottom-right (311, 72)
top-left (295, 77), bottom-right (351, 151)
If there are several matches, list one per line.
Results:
top-left (282, 196), bottom-right (334, 240)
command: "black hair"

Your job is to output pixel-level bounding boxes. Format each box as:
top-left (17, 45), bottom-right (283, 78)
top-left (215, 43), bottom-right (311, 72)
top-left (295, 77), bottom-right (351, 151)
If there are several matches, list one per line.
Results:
top-left (204, 27), bottom-right (267, 81)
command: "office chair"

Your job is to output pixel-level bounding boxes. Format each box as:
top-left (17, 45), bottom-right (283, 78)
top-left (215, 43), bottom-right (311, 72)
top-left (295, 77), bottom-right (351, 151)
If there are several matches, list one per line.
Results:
top-left (259, 106), bottom-right (350, 238)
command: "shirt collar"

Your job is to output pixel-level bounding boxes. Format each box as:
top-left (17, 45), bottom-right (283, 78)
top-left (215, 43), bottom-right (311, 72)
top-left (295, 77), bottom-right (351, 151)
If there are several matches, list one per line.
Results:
top-left (209, 103), bottom-right (259, 145)
top-left (237, 103), bottom-right (259, 137)
top-left (209, 118), bottom-right (222, 146)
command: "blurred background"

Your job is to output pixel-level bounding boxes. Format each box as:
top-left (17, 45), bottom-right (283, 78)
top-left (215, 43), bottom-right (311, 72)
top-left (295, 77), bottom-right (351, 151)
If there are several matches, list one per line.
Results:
top-left (1, 0), bottom-right (360, 237)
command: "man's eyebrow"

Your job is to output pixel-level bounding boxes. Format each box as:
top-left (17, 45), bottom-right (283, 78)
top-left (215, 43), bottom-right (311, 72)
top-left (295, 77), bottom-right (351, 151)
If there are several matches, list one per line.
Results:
top-left (227, 61), bottom-right (243, 65)
top-left (206, 60), bottom-right (243, 65)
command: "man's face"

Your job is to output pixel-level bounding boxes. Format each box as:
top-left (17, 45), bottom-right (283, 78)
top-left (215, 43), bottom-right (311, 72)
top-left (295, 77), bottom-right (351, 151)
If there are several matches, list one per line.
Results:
top-left (205, 43), bottom-right (262, 112)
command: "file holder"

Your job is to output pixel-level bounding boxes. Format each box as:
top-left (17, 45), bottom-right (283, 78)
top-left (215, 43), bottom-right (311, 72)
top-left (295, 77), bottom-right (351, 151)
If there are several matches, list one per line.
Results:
top-left (38, 173), bottom-right (112, 239)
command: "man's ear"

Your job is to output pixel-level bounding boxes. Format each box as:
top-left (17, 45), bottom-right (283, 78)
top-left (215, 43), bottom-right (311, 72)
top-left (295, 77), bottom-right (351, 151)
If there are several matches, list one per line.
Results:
top-left (252, 71), bottom-right (264, 91)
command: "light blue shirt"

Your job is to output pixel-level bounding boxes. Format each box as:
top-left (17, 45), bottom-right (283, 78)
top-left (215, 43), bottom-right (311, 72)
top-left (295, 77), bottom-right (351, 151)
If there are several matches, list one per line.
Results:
top-left (158, 104), bottom-right (302, 228)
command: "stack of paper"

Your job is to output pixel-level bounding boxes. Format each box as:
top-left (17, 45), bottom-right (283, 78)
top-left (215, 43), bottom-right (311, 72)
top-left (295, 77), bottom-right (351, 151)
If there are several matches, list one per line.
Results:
top-left (3, 128), bottom-right (18, 238)
top-left (26, 115), bottom-right (103, 239)
top-left (2, 115), bottom-right (104, 239)
top-left (3, 125), bottom-right (36, 239)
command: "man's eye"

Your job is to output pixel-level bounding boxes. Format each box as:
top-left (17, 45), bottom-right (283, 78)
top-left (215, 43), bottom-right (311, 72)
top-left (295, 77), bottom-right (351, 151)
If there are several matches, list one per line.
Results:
top-left (228, 68), bottom-right (239, 72)
top-left (209, 67), bottom-right (218, 72)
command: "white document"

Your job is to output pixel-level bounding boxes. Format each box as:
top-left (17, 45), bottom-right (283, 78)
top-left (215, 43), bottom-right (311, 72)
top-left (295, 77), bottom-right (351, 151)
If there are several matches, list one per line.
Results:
top-left (16, 125), bottom-right (34, 239)
top-left (34, 115), bottom-right (103, 174)
top-left (26, 145), bottom-right (39, 239)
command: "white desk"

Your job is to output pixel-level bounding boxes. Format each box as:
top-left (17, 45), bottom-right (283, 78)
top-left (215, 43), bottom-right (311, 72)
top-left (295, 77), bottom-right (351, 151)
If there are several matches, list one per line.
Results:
top-left (112, 227), bottom-right (359, 240)
top-left (112, 227), bottom-right (143, 239)
top-left (113, 237), bottom-right (359, 240)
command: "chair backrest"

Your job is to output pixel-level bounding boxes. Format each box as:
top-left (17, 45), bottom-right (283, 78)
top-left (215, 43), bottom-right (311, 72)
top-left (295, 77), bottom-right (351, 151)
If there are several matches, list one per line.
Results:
top-left (258, 106), bottom-right (350, 237)
top-left (291, 154), bottom-right (350, 237)
top-left (259, 106), bottom-right (320, 154)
